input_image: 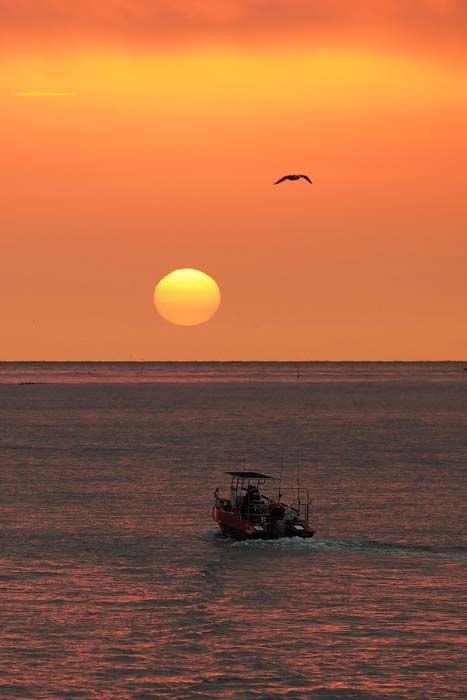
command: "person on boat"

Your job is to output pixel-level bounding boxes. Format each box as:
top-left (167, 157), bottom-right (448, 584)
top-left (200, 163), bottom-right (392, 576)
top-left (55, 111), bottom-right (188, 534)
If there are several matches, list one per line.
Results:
top-left (242, 484), bottom-right (261, 516)
top-left (230, 485), bottom-right (238, 507)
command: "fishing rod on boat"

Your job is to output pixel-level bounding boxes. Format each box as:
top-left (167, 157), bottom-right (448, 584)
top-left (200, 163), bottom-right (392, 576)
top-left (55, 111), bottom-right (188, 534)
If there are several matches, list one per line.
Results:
top-left (297, 455), bottom-right (301, 515)
top-left (305, 488), bottom-right (310, 526)
top-left (277, 458), bottom-right (283, 501)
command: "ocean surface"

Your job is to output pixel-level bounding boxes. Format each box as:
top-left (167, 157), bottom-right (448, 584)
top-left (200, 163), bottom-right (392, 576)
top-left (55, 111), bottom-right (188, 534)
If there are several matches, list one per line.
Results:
top-left (0, 362), bottom-right (466, 700)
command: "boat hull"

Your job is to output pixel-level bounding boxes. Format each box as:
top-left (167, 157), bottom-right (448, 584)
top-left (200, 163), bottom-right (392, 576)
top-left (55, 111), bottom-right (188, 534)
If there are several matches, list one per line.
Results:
top-left (212, 505), bottom-right (315, 541)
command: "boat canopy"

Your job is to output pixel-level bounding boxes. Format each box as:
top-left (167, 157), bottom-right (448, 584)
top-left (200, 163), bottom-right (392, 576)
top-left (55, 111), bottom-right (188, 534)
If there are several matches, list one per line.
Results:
top-left (225, 471), bottom-right (272, 479)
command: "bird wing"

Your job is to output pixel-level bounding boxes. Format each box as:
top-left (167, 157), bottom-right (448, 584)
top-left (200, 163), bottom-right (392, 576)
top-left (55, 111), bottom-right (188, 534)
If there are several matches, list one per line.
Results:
top-left (274, 175), bottom-right (291, 184)
top-left (299, 175), bottom-right (312, 184)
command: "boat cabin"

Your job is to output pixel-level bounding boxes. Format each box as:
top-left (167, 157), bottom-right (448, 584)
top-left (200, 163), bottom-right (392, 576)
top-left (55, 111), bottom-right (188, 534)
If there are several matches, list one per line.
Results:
top-left (212, 469), bottom-right (315, 540)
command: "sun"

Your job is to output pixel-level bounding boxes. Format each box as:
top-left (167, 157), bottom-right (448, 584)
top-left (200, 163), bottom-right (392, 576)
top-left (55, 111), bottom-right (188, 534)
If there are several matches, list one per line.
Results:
top-left (153, 268), bottom-right (221, 326)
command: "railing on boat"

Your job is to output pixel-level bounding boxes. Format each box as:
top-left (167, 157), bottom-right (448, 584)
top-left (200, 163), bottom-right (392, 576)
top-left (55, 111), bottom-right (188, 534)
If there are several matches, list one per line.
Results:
top-left (215, 490), bottom-right (312, 527)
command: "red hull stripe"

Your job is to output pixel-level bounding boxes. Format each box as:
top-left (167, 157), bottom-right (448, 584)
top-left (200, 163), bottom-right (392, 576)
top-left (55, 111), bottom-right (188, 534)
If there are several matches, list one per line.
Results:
top-left (212, 506), bottom-right (255, 534)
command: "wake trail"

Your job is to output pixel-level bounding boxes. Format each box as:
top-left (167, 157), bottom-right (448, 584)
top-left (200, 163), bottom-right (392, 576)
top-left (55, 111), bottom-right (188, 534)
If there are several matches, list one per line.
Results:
top-left (229, 536), bottom-right (467, 559)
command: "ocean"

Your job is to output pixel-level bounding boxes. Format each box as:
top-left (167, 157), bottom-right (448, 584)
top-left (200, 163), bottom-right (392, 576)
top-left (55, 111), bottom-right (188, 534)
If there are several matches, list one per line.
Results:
top-left (0, 362), bottom-right (465, 699)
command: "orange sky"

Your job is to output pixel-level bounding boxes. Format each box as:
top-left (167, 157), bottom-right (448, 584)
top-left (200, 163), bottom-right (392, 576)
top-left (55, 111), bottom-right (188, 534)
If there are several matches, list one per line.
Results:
top-left (1, 0), bottom-right (466, 360)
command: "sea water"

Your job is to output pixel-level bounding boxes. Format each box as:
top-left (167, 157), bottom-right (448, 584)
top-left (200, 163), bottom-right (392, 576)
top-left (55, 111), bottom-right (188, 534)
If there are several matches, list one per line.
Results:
top-left (0, 362), bottom-right (465, 699)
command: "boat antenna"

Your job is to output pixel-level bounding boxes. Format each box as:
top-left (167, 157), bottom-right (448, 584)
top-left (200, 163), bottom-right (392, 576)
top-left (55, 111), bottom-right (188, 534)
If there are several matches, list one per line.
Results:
top-left (277, 457), bottom-right (283, 501)
top-left (297, 458), bottom-right (301, 514)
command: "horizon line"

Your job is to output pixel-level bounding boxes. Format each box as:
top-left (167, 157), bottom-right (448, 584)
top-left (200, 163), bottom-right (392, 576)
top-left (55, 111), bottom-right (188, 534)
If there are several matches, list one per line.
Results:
top-left (0, 359), bottom-right (465, 364)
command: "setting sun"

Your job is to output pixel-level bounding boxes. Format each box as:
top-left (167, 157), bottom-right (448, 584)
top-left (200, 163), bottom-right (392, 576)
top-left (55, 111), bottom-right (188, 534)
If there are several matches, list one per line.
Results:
top-left (153, 268), bottom-right (221, 327)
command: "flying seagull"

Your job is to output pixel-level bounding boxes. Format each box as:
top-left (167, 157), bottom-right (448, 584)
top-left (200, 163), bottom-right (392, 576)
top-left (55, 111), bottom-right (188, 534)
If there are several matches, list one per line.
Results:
top-left (274, 174), bottom-right (312, 185)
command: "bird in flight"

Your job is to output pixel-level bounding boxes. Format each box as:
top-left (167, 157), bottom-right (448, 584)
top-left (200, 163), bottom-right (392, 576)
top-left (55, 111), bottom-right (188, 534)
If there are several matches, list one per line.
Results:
top-left (274, 174), bottom-right (312, 185)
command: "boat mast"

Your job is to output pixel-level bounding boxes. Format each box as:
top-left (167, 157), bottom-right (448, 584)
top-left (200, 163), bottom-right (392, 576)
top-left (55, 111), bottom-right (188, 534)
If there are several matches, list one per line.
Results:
top-left (277, 458), bottom-right (283, 501)
top-left (297, 460), bottom-right (301, 515)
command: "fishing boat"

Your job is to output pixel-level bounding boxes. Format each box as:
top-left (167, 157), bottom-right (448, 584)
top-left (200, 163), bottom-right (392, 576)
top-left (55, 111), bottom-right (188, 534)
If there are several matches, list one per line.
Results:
top-left (212, 470), bottom-right (315, 540)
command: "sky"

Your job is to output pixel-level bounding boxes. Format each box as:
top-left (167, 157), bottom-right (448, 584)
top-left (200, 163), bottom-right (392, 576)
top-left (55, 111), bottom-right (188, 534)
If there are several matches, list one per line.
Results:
top-left (1, 0), bottom-right (466, 360)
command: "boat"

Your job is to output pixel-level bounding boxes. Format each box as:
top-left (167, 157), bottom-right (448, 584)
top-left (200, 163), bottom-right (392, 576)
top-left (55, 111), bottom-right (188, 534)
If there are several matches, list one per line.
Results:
top-left (212, 470), bottom-right (315, 540)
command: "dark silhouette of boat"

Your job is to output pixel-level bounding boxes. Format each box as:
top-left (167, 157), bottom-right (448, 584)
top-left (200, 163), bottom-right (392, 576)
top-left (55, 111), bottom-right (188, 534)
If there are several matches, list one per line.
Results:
top-left (212, 471), bottom-right (315, 540)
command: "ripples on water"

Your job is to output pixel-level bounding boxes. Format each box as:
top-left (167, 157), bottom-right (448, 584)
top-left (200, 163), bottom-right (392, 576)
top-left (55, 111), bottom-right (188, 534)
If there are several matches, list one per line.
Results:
top-left (0, 360), bottom-right (465, 384)
top-left (0, 363), bottom-right (466, 699)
